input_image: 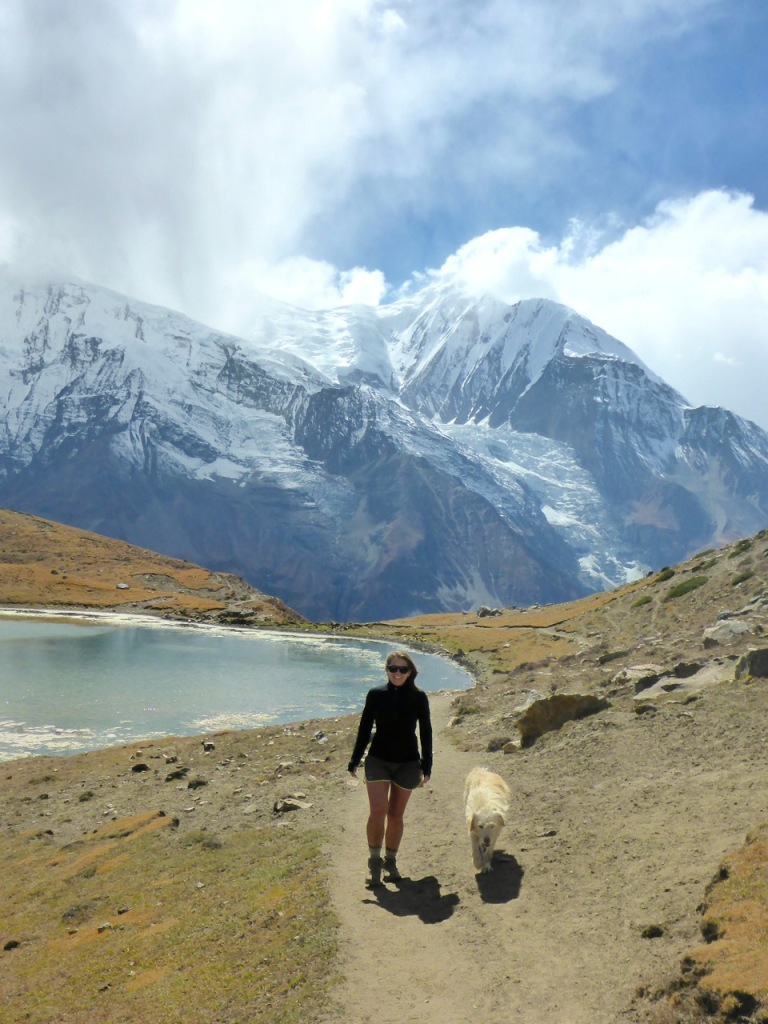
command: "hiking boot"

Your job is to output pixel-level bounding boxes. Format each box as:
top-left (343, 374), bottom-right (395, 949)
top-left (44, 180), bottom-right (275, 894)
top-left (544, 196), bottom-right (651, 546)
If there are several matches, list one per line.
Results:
top-left (366, 855), bottom-right (383, 887)
top-left (383, 854), bottom-right (401, 881)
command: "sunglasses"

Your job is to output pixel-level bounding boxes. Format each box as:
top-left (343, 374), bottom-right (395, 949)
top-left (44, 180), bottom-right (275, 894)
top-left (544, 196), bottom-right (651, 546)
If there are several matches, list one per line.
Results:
top-left (387, 665), bottom-right (410, 674)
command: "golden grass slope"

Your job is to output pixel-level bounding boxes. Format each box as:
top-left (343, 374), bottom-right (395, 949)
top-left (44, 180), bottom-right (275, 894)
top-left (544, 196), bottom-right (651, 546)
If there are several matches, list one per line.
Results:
top-left (2, 509), bottom-right (768, 1021)
top-left (1, 725), bottom-right (345, 1024)
top-left (0, 508), bottom-right (304, 625)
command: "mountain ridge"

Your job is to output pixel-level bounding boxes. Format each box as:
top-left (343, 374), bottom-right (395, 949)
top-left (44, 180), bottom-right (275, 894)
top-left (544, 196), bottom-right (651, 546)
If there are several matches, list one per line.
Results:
top-left (0, 507), bottom-right (304, 626)
top-left (2, 275), bottom-right (768, 620)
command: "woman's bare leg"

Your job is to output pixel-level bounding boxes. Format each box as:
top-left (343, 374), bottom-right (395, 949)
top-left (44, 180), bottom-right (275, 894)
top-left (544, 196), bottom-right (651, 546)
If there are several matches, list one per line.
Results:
top-left (366, 781), bottom-right (391, 848)
top-left (383, 785), bottom-right (413, 853)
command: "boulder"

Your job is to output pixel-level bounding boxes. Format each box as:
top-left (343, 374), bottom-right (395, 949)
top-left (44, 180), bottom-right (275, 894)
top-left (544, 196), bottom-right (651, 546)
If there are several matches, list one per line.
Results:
top-left (703, 620), bottom-right (751, 647)
top-left (516, 693), bottom-right (610, 746)
top-left (735, 647), bottom-right (768, 680)
top-left (610, 664), bottom-right (665, 694)
top-left (273, 793), bottom-right (313, 813)
top-left (632, 660), bottom-right (735, 705)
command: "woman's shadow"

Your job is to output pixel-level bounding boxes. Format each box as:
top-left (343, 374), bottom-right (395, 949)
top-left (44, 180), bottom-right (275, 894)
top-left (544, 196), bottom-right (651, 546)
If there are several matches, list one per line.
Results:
top-left (364, 874), bottom-right (460, 923)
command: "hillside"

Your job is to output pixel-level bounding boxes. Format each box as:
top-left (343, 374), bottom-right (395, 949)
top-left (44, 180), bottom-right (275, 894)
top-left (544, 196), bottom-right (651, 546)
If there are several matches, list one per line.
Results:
top-left (1, 513), bottom-right (767, 1022)
top-left (0, 508), bottom-right (304, 626)
top-left (5, 280), bottom-right (768, 621)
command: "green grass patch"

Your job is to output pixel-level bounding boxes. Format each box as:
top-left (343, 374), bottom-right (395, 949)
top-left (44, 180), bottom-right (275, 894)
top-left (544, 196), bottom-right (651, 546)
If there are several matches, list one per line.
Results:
top-left (655, 567), bottom-right (676, 582)
top-left (631, 595), bottom-right (653, 608)
top-left (690, 558), bottom-right (718, 573)
top-left (663, 576), bottom-right (708, 601)
top-left (0, 815), bottom-right (338, 1024)
top-left (731, 571), bottom-right (755, 586)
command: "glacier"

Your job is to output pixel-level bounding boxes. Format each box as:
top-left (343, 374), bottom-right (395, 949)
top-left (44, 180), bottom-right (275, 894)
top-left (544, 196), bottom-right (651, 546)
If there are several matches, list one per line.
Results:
top-left (1, 272), bottom-right (768, 620)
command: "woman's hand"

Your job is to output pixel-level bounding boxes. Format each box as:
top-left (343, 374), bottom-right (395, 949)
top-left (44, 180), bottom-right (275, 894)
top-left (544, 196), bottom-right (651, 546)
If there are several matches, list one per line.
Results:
top-left (348, 769), bottom-right (358, 780)
top-left (421, 775), bottom-right (430, 786)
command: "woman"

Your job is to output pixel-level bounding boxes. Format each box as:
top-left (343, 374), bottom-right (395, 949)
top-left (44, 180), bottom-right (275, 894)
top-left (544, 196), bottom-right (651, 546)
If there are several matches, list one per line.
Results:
top-left (347, 650), bottom-right (433, 887)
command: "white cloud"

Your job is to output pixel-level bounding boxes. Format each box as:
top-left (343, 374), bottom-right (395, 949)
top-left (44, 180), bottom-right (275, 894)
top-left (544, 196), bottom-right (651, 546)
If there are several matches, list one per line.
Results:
top-left (0, 1), bottom-right (763, 429)
top-left (223, 256), bottom-right (387, 320)
top-left (0, 0), bottom-right (728, 327)
top-left (428, 189), bottom-right (768, 428)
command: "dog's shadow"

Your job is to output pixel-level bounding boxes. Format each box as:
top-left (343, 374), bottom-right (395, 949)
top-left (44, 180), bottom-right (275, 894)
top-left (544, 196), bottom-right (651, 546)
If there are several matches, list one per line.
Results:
top-left (364, 875), bottom-right (460, 923)
top-left (474, 851), bottom-right (524, 903)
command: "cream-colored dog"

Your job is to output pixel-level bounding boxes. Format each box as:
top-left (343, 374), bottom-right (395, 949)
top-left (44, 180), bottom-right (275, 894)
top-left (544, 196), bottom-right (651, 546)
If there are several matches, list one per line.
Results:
top-left (464, 767), bottom-right (511, 873)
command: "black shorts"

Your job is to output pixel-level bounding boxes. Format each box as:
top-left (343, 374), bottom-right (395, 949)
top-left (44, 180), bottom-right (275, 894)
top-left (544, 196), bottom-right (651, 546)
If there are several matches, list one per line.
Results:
top-left (364, 755), bottom-right (423, 791)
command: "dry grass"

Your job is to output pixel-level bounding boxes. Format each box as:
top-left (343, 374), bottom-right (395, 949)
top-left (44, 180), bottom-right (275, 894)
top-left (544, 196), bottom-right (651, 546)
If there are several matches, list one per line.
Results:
top-left (2, 509), bottom-right (768, 1021)
top-left (0, 720), bottom-right (352, 1024)
top-left (0, 509), bottom-right (304, 625)
top-left (1, 811), bottom-right (337, 1023)
top-left (645, 826), bottom-right (768, 1024)
top-left (684, 826), bottom-right (768, 1016)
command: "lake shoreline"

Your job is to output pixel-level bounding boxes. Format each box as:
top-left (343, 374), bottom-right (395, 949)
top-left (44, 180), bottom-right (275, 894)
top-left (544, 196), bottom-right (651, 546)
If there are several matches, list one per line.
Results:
top-left (0, 606), bottom-right (474, 762)
top-left (0, 603), bottom-right (299, 633)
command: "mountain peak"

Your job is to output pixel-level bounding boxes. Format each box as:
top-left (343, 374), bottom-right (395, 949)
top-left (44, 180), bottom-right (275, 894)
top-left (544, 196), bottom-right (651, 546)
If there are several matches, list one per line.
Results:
top-left (2, 273), bottom-right (768, 620)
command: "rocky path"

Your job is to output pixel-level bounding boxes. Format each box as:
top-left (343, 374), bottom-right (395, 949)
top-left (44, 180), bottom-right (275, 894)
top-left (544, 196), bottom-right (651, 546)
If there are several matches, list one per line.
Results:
top-left (321, 685), bottom-right (768, 1024)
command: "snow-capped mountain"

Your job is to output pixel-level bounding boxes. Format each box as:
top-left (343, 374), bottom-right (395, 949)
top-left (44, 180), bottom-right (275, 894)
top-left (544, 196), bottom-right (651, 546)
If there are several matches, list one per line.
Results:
top-left (1, 274), bottom-right (768, 621)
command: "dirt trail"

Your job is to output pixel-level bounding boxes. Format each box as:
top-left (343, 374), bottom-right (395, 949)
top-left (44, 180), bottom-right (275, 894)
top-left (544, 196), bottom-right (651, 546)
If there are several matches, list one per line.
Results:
top-left (322, 685), bottom-right (768, 1024)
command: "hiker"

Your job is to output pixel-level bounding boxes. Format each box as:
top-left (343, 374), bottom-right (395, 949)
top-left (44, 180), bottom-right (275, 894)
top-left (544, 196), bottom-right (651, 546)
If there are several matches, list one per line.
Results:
top-left (347, 650), bottom-right (433, 887)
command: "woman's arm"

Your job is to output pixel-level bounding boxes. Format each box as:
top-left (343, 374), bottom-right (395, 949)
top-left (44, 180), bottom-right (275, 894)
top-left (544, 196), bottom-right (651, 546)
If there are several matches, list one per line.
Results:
top-left (418, 692), bottom-right (433, 779)
top-left (348, 691), bottom-right (375, 772)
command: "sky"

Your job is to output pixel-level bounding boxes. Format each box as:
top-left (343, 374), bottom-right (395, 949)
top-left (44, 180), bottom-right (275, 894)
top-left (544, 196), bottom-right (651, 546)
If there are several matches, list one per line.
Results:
top-left (0, 0), bottom-right (767, 427)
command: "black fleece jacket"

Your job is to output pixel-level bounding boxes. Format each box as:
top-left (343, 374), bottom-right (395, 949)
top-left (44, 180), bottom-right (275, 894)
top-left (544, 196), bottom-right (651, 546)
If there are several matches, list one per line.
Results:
top-left (347, 681), bottom-right (433, 777)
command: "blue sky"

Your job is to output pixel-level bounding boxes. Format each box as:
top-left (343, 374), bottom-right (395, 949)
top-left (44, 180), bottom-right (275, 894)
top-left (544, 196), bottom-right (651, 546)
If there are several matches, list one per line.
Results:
top-left (0, 0), bottom-right (767, 427)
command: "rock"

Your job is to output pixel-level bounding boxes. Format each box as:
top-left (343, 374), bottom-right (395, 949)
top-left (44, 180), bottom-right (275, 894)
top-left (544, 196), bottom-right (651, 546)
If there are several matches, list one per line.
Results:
top-left (516, 693), bottom-right (610, 746)
top-left (516, 690), bottom-right (546, 710)
top-left (477, 606), bottom-right (502, 617)
top-left (735, 647), bottom-right (768, 680)
top-left (486, 736), bottom-right (512, 752)
top-left (598, 649), bottom-right (630, 665)
top-left (187, 777), bottom-right (208, 789)
top-left (633, 703), bottom-right (657, 715)
top-left (130, 763), bottom-right (149, 773)
top-left (672, 661), bottom-right (704, 679)
top-left (703, 620), bottom-right (751, 647)
top-left (202, 740), bottom-right (215, 752)
top-left (632, 661), bottom-right (735, 705)
top-left (611, 664), bottom-right (665, 694)
top-left (273, 793), bottom-right (313, 813)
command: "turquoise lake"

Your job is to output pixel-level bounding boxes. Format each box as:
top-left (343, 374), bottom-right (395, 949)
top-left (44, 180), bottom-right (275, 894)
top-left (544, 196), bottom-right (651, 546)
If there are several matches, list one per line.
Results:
top-left (0, 613), bottom-right (472, 761)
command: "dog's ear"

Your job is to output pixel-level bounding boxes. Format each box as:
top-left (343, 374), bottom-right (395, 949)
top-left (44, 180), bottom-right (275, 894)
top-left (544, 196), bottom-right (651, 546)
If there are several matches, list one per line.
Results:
top-left (470, 812), bottom-right (478, 831)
